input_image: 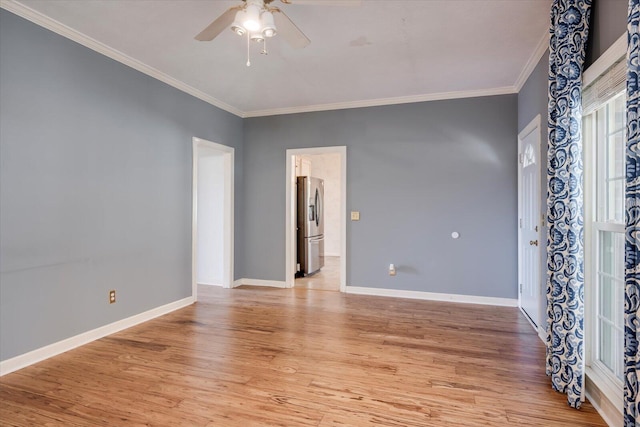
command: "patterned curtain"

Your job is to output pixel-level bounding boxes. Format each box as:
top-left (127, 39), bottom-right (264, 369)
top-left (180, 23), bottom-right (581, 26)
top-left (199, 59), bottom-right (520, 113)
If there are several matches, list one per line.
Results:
top-left (626, 1), bottom-right (640, 425)
top-left (546, 0), bottom-right (592, 409)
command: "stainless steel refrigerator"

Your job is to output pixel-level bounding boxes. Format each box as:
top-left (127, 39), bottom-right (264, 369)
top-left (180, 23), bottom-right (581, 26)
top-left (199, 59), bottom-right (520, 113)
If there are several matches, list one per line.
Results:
top-left (296, 176), bottom-right (324, 276)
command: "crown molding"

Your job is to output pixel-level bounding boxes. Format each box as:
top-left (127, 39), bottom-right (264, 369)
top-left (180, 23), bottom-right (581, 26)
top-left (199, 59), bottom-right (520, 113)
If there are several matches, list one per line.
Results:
top-left (0, 0), bottom-right (244, 117)
top-left (514, 30), bottom-right (550, 92)
top-left (243, 86), bottom-right (517, 118)
top-left (1, 0), bottom-right (527, 120)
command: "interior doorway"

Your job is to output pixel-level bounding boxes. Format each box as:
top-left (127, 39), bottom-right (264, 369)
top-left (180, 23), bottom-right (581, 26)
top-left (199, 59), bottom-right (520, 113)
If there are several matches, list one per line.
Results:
top-left (285, 147), bottom-right (346, 291)
top-left (192, 137), bottom-right (234, 300)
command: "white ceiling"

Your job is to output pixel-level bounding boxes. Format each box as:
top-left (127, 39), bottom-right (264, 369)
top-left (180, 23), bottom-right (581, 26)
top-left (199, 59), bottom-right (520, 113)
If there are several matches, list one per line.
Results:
top-left (5, 0), bottom-right (552, 117)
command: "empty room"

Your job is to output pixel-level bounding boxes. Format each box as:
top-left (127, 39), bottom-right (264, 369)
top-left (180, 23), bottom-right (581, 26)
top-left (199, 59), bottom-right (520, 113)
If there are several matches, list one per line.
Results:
top-left (0, 0), bottom-right (636, 425)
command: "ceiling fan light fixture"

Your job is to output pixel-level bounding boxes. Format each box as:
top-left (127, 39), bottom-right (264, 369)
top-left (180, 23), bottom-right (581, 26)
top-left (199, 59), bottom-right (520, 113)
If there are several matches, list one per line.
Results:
top-left (195, 0), bottom-right (310, 66)
top-left (243, 4), bottom-right (261, 32)
top-left (261, 11), bottom-right (277, 38)
top-left (250, 31), bottom-right (265, 43)
top-left (230, 10), bottom-right (247, 36)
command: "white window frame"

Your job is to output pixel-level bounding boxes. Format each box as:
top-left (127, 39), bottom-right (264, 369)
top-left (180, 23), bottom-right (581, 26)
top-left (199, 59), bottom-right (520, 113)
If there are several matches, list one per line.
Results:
top-left (585, 95), bottom-right (626, 382)
top-left (583, 46), bottom-right (626, 413)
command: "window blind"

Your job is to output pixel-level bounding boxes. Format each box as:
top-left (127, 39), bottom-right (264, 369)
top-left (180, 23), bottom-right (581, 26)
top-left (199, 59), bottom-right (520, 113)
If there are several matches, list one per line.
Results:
top-left (582, 57), bottom-right (626, 115)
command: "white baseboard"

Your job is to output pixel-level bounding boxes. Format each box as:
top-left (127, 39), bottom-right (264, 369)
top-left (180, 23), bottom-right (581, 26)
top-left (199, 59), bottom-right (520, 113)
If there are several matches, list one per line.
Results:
top-left (233, 278), bottom-right (287, 288)
top-left (0, 296), bottom-right (194, 376)
top-left (519, 306), bottom-right (547, 343)
top-left (537, 325), bottom-right (546, 343)
top-left (585, 373), bottom-right (623, 427)
top-left (197, 281), bottom-right (223, 287)
top-left (345, 286), bottom-right (518, 307)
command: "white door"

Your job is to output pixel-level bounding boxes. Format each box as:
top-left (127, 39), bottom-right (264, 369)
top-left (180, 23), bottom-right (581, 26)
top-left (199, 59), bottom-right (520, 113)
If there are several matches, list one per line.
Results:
top-left (518, 116), bottom-right (541, 327)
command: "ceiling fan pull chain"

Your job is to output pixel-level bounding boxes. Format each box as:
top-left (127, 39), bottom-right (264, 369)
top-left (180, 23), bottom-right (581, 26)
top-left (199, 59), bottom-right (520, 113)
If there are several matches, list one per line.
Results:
top-left (261, 38), bottom-right (268, 55)
top-left (246, 31), bottom-right (251, 67)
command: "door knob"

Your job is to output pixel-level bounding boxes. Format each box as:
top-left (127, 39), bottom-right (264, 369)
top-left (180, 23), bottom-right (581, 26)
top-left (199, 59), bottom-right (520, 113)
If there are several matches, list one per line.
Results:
top-left (529, 240), bottom-right (539, 246)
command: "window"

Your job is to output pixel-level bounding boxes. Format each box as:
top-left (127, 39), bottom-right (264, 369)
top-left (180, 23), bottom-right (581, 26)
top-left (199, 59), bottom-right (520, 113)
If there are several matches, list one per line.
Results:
top-left (523, 143), bottom-right (536, 167)
top-left (584, 89), bottom-right (625, 400)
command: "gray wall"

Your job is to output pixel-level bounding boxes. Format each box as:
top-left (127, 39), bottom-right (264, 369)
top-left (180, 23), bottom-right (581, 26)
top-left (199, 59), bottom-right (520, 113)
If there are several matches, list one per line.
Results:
top-left (585, 0), bottom-right (628, 67)
top-left (0, 10), bottom-right (243, 361)
top-left (8, 0), bottom-right (623, 363)
top-left (517, 52), bottom-right (548, 223)
top-left (243, 96), bottom-right (518, 298)
top-left (517, 51), bottom-right (549, 327)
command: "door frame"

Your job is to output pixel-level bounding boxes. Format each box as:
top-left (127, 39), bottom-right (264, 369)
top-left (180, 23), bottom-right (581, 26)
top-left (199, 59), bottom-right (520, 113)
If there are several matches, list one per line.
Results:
top-left (517, 114), bottom-right (542, 332)
top-left (192, 137), bottom-right (235, 300)
top-left (285, 146), bottom-right (347, 291)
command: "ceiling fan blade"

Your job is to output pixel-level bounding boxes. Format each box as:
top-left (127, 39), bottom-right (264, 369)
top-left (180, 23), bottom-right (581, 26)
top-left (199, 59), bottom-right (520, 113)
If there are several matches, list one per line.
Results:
top-left (195, 6), bottom-right (242, 41)
top-left (272, 8), bottom-right (310, 49)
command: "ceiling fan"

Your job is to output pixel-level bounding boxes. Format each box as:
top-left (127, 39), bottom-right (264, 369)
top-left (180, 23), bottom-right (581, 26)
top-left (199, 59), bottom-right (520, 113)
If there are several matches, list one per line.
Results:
top-left (195, 0), bottom-right (311, 56)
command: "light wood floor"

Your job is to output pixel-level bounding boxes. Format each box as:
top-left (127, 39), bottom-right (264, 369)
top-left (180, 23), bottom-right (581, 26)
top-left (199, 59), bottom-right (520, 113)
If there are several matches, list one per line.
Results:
top-left (295, 256), bottom-right (340, 291)
top-left (0, 285), bottom-right (606, 426)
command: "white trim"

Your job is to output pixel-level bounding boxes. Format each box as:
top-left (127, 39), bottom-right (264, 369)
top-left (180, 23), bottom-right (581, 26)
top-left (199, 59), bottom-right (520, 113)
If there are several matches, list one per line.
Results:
top-left (233, 278), bottom-right (287, 288)
top-left (192, 137), bottom-right (235, 300)
top-left (0, 0), bottom-right (521, 119)
top-left (583, 33), bottom-right (627, 88)
top-left (514, 31), bottom-right (550, 91)
top-left (0, 296), bottom-right (194, 376)
top-left (518, 114), bottom-right (542, 139)
top-left (339, 149), bottom-right (347, 293)
top-left (0, 0), bottom-right (243, 117)
top-left (585, 368), bottom-right (623, 427)
top-left (244, 87), bottom-right (516, 118)
top-left (520, 306), bottom-right (538, 332)
top-left (582, 65), bottom-right (625, 423)
top-left (345, 286), bottom-right (518, 307)
top-left (538, 325), bottom-right (546, 344)
top-left (586, 365), bottom-right (624, 411)
top-left (582, 66), bottom-right (626, 416)
top-left (585, 390), bottom-right (619, 427)
top-left (197, 281), bottom-right (223, 287)
top-left (285, 146), bottom-right (347, 292)
top-left (521, 307), bottom-right (547, 344)
top-left (517, 114), bottom-right (542, 329)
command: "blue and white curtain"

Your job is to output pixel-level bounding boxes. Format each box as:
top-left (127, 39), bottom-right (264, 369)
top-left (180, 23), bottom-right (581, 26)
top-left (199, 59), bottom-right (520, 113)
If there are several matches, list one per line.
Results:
top-left (546, 0), bottom-right (592, 409)
top-left (625, 1), bottom-right (640, 425)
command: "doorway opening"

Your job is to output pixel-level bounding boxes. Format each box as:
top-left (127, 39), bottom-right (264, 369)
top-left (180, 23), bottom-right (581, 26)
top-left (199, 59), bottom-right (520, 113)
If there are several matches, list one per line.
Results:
top-left (192, 137), bottom-right (234, 300)
top-left (285, 147), bottom-right (346, 291)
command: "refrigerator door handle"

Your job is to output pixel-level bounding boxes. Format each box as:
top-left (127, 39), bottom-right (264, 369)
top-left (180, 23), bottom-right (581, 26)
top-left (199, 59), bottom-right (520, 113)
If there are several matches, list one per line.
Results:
top-left (308, 204), bottom-right (315, 221)
top-left (314, 189), bottom-right (320, 227)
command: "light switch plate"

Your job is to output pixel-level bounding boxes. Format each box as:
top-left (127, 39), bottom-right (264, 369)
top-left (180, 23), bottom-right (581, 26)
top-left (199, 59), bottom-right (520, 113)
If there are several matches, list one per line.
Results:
top-left (351, 211), bottom-right (360, 221)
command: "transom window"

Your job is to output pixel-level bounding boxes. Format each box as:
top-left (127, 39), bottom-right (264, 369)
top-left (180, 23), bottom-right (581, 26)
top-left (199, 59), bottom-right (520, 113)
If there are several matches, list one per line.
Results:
top-left (523, 143), bottom-right (536, 167)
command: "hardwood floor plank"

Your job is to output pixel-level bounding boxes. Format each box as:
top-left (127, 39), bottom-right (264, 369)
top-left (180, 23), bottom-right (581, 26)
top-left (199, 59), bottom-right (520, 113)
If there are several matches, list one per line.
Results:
top-left (0, 285), bottom-right (607, 426)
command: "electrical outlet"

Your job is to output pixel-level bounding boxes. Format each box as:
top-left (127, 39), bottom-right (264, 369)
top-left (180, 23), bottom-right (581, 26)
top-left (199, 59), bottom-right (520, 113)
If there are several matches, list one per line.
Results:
top-left (351, 211), bottom-right (360, 221)
top-left (109, 290), bottom-right (116, 304)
